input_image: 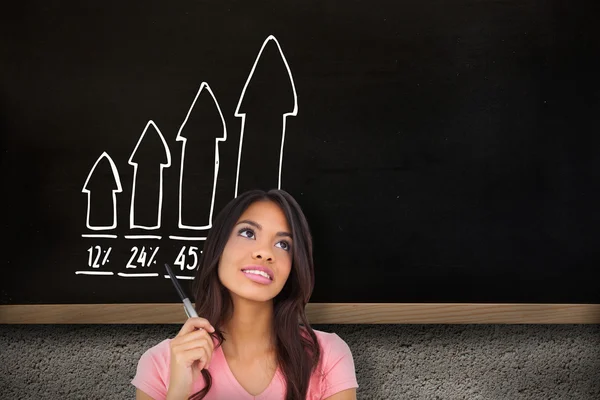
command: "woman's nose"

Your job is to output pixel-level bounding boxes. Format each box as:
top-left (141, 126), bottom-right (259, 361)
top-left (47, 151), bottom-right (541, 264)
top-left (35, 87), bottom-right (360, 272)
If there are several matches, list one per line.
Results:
top-left (252, 248), bottom-right (274, 262)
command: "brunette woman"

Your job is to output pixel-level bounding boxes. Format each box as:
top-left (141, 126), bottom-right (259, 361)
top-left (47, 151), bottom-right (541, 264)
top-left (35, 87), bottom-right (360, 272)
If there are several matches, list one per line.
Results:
top-left (132, 189), bottom-right (358, 399)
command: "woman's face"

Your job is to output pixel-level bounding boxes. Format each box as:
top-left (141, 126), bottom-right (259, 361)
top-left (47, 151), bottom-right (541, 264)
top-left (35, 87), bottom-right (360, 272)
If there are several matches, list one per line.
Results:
top-left (218, 200), bottom-right (293, 303)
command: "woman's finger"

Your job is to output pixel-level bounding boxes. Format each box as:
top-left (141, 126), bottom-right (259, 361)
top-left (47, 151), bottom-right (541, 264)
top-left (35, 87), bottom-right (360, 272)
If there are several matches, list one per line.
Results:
top-left (170, 335), bottom-right (214, 367)
top-left (176, 317), bottom-right (215, 337)
top-left (172, 326), bottom-right (215, 347)
top-left (173, 347), bottom-right (209, 369)
top-left (174, 339), bottom-right (214, 362)
top-left (172, 336), bottom-right (213, 358)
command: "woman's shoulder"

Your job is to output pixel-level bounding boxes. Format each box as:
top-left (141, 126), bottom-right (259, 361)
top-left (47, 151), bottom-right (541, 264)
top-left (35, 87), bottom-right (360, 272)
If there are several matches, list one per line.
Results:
top-left (135, 338), bottom-right (172, 372)
top-left (311, 329), bottom-right (354, 367)
top-left (312, 328), bottom-right (349, 348)
top-left (141, 338), bottom-right (172, 358)
top-left (307, 329), bottom-right (358, 397)
top-left (131, 339), bottom-right (173, 399)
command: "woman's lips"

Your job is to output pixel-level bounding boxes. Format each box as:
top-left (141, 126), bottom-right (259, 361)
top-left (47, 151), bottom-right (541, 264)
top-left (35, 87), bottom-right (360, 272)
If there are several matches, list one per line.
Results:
top-left (241, 265), bottom-right (274, 285)
top-left (241, 270), bottom-right (273, 285)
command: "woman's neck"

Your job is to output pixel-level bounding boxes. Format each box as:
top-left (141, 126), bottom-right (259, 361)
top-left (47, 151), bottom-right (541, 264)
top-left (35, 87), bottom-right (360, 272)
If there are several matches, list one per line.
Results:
top-left (221, 297), bottom-right (276, 360)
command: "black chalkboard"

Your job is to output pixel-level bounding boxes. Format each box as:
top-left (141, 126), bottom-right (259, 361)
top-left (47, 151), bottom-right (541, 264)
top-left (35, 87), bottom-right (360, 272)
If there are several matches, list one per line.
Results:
top-left (2, 0), bottom-right (598, 305)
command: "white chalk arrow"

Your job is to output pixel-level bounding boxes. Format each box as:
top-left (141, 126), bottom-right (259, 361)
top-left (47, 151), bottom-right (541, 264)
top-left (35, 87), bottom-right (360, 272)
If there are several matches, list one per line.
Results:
top-left (128, 120), bottom-right (171, 229)
top-left (82, 152), bottom-right (122, 230)
top-left (234, 35), bottom-right (298, 197)
top-left (176, 82), bottom-right (227, 230)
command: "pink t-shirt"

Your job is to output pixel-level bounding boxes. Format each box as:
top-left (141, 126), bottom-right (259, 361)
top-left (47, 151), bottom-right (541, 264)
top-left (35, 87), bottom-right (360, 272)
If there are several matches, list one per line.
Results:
top-left (131, 329), bottom-right (358, 400)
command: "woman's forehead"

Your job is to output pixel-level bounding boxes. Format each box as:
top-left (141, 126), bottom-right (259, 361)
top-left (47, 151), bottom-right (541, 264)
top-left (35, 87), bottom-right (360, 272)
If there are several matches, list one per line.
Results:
top-left (237, 200), bottom-right (290, 231)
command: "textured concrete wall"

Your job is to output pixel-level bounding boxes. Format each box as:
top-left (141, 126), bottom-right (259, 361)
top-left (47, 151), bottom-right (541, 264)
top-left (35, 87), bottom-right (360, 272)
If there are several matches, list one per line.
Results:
top-left (1, 324), bottom-right (599, 399)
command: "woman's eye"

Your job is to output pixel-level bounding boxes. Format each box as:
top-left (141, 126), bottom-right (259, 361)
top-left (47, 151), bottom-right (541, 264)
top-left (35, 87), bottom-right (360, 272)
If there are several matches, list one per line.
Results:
top-left (276, 241), bottom-right (291, 251)
top-left (239, 228), bottom-right (255, 239)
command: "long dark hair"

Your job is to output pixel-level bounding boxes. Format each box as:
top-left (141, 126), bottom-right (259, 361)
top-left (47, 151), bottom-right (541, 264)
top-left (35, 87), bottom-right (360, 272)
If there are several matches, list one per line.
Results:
top-left (189, 189), bottom-right (321, 400)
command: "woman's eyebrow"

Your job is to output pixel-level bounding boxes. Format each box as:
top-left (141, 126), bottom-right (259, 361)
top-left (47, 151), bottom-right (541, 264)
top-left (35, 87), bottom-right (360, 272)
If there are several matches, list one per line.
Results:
top-left (277, 231), bottom-right (293, 239)
top-left (236, 220), bottom-right (293, 239)
top-left (236, 219), bottom-right (261, 229)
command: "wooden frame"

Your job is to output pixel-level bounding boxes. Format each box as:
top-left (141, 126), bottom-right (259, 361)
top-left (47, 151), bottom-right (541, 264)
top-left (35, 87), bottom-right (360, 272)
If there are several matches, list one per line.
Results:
top-left (1, 303), bottom-right (599, 324)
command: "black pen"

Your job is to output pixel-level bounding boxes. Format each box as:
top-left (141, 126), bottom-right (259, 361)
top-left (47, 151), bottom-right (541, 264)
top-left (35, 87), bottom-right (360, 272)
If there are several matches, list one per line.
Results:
top-left (165, 263), bottom-right (199, 318)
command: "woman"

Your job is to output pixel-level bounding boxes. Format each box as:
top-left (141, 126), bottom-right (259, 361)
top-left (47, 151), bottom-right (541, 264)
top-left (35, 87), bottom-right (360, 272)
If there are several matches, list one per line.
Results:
top-left (132, 189), bottom-right (358, 400)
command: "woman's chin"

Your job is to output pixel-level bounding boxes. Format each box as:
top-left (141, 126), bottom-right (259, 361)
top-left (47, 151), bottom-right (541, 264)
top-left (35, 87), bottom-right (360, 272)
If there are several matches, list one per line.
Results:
top-left (230, 286), bottom-right (280, 304)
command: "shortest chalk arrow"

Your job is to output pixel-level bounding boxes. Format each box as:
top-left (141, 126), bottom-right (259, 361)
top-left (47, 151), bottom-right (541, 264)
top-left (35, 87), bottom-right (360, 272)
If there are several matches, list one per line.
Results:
top-left (82, 152), bottom-right (123, 230)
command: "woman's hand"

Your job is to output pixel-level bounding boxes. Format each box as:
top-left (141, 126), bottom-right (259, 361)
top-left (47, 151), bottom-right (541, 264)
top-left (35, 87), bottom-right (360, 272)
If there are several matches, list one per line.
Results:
top-left (167, 317), bottom-right (215, 400)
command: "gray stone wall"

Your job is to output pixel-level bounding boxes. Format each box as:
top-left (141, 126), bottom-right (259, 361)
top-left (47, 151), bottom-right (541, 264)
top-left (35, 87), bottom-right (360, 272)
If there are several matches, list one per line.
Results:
top-left (1, 324), bottom-right (598, 399)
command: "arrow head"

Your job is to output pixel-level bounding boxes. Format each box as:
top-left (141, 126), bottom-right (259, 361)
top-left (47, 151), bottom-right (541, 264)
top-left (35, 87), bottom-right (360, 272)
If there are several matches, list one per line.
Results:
top-left (128, 120), bottom-right (172, 167)
top-left (235, 35), bottom-right (298, 116)
top-left (82, 152), bottom-right (122, 193)
top-left (177, 82), bottom-right (227, 142)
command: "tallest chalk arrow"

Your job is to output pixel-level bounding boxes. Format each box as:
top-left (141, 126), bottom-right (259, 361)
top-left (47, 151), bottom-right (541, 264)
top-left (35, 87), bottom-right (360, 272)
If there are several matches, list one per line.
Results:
top-left (128, 120), bottom-right (171, 229)
top-left (234, 35), bottom-right (298, 197)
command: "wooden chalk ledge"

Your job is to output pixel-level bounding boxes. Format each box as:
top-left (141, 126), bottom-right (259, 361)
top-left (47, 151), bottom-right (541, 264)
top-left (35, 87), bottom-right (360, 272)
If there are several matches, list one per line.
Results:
top-left (1, 303), bottom-right (599, 324)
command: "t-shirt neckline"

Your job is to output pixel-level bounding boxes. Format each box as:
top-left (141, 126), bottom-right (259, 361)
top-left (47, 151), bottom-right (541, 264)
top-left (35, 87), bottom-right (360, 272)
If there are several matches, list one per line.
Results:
top-left (215, 344), bottom-right (282, 399)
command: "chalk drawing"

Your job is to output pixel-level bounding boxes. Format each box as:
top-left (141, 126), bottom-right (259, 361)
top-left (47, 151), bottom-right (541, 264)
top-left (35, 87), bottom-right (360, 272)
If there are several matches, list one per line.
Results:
top-left (176, 82), bottom-right (227, 230)
top-left (79, 36), bottom-right (300, 280)
top-left (117, 272), bottom-right (159, 277)
top-left (82, 152), bottom-right (122, 230)
top-left (234, 35), bottom-right (298, 197)
top-left (163, 275), bottom-right (194, 280)
top-left (128, 120), bottom-right (171, 230)
top-left (75, 271), bottom-right (114, 276)
top-left (81, 234), bottom-right (118, 238)
top-left (169, 235), bottom-right (207, 241)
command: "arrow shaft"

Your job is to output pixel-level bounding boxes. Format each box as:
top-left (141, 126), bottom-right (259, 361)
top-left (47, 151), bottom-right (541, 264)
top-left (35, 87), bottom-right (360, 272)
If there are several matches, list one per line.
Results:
top-left (236, 116), bottom-right (286, 195)
top-left (86, 191), bottom-right (118, 229)
top-left (130, 166), bottom-right (165, 229)
top-left (178, 140), bottom-right (217, 229)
